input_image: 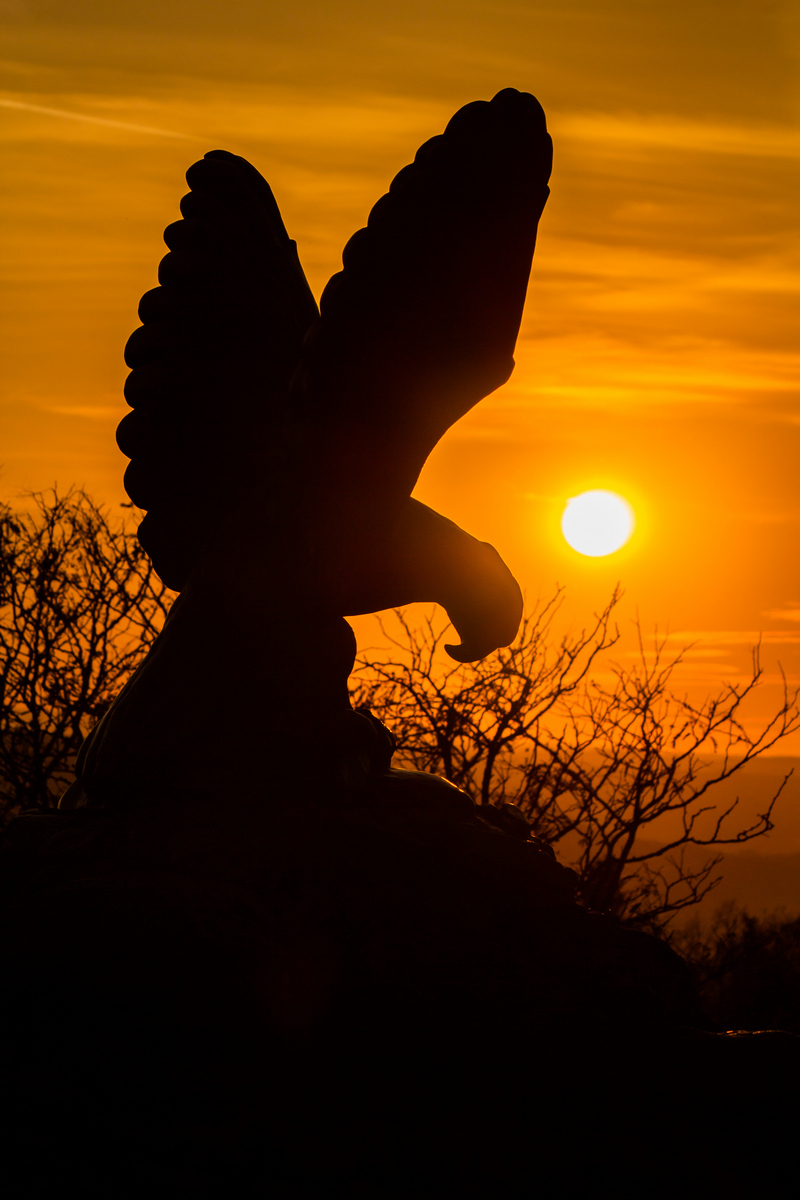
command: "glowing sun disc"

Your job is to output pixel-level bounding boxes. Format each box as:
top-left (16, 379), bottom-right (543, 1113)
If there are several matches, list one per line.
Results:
top-left (561, 490), bottom-right (635, 557)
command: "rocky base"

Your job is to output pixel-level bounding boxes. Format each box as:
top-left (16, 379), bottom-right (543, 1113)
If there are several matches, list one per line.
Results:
top-left (2, 780), bottom-right (798, 1196)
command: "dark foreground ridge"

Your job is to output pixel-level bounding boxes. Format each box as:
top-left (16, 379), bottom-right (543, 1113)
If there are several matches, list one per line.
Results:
top-left (2, 90), bottom-right (798, 1195)
top-left (3, 772), bottom-right (798, 1196)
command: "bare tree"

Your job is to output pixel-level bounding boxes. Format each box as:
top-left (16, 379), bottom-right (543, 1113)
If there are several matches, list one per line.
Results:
top-left (351, 592), bottom-right (800, 929)
top-left (3, 490), bottom-right (797, 931)
top-left (0, 489), bottom-right (172, 820)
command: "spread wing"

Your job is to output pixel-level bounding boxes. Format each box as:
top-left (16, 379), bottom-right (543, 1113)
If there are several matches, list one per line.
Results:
top-left (118, 150), bottom-right (318, 589)
top-left (292, 88), bottom-right (552, 659)
top-left (117, 90), bottom-right (551, 662)
top-left (292, 87), bottom-right (552, 505)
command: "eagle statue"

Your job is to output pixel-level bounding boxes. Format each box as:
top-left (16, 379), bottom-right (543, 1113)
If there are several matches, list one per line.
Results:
top-left (68, 88), bottom-right (553, 807)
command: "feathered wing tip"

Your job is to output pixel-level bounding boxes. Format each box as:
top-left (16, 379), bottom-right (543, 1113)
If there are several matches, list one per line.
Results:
top-left (117, 149), bottom-right (319, 590)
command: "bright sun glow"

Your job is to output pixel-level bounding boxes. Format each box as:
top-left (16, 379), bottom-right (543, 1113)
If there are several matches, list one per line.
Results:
top-left (561, 490), bottom-right (635, 557)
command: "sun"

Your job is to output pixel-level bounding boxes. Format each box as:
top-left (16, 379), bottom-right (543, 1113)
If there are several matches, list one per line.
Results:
top-left (561, 490), bottom-right (635, 557)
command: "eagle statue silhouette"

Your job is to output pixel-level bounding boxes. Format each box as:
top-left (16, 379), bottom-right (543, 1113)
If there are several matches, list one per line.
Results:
top-left (70, 88), bottom-right (553, 807)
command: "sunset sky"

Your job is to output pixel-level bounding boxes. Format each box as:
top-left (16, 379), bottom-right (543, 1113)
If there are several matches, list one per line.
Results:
top-left (3, 0), bottom-right (800, 755)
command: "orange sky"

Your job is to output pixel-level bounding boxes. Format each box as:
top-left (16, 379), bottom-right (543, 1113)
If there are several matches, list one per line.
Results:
top-left (2, 0), bottom-right (800, 753)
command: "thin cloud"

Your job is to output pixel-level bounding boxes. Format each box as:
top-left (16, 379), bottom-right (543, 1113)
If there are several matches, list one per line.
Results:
top-left (665, 630), bottom-right (800, 645)
top-left (0, 98), bottom-right (195, 140)
top-left (763, 609), bottom-right (800, 623)
top-left (47, 406), bottom-right (121, 420)
top-left (557, 113), bottom-right (800, 160)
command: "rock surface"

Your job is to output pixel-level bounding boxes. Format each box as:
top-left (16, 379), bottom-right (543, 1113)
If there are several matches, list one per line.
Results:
top-left (2, 778), bottom-right (797, 1196)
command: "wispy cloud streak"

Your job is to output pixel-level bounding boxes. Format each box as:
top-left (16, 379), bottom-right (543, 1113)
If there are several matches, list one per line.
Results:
top-left (0, 98), bottom-right (194, 140)
top-left (666, 631), bottom-right (800, 646)
top-left (558, 113), bottom-right (800, 159)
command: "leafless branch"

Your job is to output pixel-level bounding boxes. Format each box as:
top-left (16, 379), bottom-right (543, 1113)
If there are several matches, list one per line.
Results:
top-left (0, 488), bottom-right (172, 818)
top-left (352, 595), bottom-right (800, 930)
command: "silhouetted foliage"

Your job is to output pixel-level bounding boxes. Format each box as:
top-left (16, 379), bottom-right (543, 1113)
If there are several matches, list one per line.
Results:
top-left (3, 490), bottom-right (798, 933)
top-left (0, 489), bottom-right (171, 820)
top-left (671, 903), bottom-right (800, 1032)
top-left (352, 595), bottom-right (800, 929)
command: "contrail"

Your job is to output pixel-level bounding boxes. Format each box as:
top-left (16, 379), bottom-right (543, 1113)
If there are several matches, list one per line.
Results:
top-left (0, 98), bottom-right (195, 140)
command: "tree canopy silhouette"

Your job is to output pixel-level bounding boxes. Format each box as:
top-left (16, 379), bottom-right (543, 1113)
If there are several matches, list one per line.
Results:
top-left (3, 489), bottom-right (797, 929)
top-left (0, 489), bottom-right (170, 820)
top-left (3, 489), bottom-right (796, 926)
